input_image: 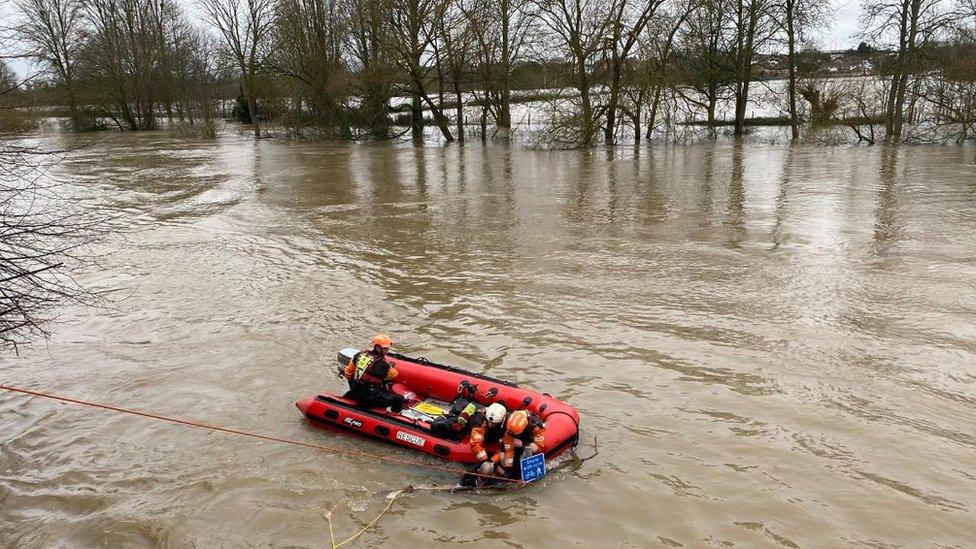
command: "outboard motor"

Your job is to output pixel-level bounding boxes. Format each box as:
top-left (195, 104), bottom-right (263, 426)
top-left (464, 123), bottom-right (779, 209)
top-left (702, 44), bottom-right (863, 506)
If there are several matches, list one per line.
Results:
top-left (336, 347), bottom-right (358, 376)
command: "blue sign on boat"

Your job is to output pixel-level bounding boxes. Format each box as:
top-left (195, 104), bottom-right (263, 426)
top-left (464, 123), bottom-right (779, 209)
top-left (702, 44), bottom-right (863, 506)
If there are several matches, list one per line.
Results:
top-left (520, 452), bottom-right (546, 483)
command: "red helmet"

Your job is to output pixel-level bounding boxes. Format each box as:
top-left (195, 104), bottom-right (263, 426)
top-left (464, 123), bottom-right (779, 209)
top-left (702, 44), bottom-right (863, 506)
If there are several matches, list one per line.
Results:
top-left (371, 334), bottom-right (392, 349)
top-left (506, 410), bottom-right (529, 435)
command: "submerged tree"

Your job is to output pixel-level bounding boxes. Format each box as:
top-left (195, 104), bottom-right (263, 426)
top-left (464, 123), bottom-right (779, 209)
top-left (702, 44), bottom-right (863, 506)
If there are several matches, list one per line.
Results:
top-left (774, 0), bottom-right (828, 140)
top-left (861, 0), bottom-right (955, 141)
top-left (346, 0), bottom-right (397, 138)
top-left (677, 0), bottom-right (734, 136)
top-left (386, 0), bottom-right (455, 142)
top-left (731, 0), bottom-right (777, 136)
top-left (602, 0), bottom-right (669, 144)
top-left (16, 0), bottom-right (86, 130)
top-left (533, 0), bottom-right (618, 146)
top-left (272, 0), bottom-right (348, 134)
top-left (200, 0), bottom-right (275, 138)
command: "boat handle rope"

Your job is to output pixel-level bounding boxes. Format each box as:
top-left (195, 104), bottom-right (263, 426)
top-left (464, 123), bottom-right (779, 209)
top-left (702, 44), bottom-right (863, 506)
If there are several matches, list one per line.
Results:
top-left (0, 383), bottom-right (520, 484)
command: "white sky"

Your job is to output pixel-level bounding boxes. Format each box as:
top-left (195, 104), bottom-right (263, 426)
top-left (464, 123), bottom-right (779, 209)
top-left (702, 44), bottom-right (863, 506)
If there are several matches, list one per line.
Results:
top-left (826, 0), bottom-right (864, 50)
top-left (3, 0), bottom-right (866, 79)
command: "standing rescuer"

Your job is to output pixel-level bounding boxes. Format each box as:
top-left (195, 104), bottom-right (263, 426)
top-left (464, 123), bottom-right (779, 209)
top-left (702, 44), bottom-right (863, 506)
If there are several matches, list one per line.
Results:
top-left (342, 334), bottom-right (405, 413)
top-left (501, 409), bottom-right (546, 472)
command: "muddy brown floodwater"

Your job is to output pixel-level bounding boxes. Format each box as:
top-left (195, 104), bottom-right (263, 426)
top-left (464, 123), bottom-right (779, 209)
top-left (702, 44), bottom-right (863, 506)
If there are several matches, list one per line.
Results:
top-left (1, 133), bottom-right (975, 548)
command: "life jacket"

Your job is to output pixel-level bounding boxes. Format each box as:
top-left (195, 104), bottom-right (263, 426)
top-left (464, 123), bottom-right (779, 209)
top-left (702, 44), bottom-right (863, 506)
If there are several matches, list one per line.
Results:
top-left (499, 411), bottom-right (546, 468)
top-left (351, 351), bottom-right (390, 388)
top-left (511, 411), bottom-right (545, 446)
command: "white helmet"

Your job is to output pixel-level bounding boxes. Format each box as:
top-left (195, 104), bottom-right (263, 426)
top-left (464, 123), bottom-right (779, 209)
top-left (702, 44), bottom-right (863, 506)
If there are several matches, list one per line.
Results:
top-left (485, 403), bottom-right (507, 424)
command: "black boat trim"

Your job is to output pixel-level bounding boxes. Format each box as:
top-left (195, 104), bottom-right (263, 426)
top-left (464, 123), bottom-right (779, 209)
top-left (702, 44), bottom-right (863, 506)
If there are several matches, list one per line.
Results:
top-left (315, 394), bottom-right (434, 433)
top-left (314, 394), bottom-right (472, 443)
top-left (307, 415), bottom-right (399, 446)
top-left (389, 352), bottom-right (519, 388)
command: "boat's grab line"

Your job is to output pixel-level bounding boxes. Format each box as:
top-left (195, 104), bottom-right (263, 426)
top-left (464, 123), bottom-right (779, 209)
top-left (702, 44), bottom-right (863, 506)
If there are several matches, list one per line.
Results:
top-left (0, 383), bottom-right (520, 483)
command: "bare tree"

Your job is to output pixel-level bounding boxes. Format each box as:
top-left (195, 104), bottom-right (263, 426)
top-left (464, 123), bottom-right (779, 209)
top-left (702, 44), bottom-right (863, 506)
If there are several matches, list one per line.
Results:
top-left (915, 27), bottom-right (976, 142)
top-left (457, 0), bottom-right (499, 138)
top-left (602, 0), bottom-right (669, 144)
top-left (459, 0), bottom-right (535, 135)
top-left (677, 0), bottom-right (735, 136)
top-left (774, 0), bottom-right (827, 140)
top-left (731, 0), bottom-right (777, 136)
top-left (16, 0), bottom-right (86, 130)
top-left (82, 0), bottom-right (160, 130)
top-left (618, 1), bottom-right (692, 142)
top-left (432, 0), bottom-right (475, 141)
top-left (177, 29), bottom-right (227, 137)
top-left (533, 0), bottom-right (619, 146)
top-left (347, 0), bottom-right (396, 137)
top-left (0, 143), bottom-right (110, 353)
top-left (0, 71), bottom-right (107, 353)
top-left (861, 0), bottom-right (955, 141)
top-left (385, 0), bottom-right (455, 141)
top-left (272, 0), bottom-right (347, 133)
top-left (199, 0), bottom-right (275, 138)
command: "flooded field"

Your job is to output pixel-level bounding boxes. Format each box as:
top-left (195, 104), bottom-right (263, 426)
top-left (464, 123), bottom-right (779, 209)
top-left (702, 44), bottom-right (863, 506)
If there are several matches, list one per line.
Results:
top-left (1, 133), bottom-right (975, 547)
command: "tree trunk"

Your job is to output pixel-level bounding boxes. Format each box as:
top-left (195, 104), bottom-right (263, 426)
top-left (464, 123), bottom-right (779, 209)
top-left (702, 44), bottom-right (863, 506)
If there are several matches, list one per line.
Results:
top-left (454, 81), bottom-right (464, 143)
top-left (576, 51), bottom-right (595, 146)
top-left (633, 107), bottom-right (642, 145)
top-left (734, 60), bottom-right (753, 136)
top-left (892, 72), bottom-right (910, 139)
top-left (480, 104), bottom-right (488, 142)
top-left (499, 0), bottom-right (512, 131)
top-left (580, 81), bottom-right (594, 146)
top-left (605, 56), bottom-right (622, 144)
top-left (647, 85), bottom-right (663, 140)
top-left (415, 76), bottom-right (454, 142)
top-left (885, 71), bottom-right (898, 139)
top-left (733, 0), bottom-right (756, 138)
top-left (707, 86), bottom-right (717, 138)
top-left (411, 91), bottom-right (423, 141)
top-left (892, 0), bottom-right (922, 140)
top-left (785, 0), bottom-right (799, 141)
top-left (65, 82), bottom-right (81, 131)
top-left (244, 78), bottom-right (260, 138)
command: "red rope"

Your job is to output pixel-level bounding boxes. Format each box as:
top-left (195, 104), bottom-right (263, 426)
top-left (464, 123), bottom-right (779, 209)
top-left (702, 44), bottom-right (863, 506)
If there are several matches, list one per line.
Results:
top-left (0, 384), bottom-right (519, 483)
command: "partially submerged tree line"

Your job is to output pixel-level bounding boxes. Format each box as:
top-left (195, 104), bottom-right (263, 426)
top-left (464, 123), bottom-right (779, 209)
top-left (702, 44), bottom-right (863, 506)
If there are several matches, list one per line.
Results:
top-left (7, 0), bottom-right (976, 145)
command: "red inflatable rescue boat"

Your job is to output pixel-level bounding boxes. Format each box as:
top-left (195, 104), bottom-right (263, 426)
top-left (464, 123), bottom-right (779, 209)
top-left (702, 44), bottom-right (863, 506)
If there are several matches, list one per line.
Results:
top-left (296, 348), bottom-right (580, 463)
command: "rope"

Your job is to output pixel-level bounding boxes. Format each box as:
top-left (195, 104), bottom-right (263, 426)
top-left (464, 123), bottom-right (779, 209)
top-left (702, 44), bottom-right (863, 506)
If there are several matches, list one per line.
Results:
top-left (330, 490), bottom-right (402, 548)
top-left (0, 384), bottom-right (519, 484)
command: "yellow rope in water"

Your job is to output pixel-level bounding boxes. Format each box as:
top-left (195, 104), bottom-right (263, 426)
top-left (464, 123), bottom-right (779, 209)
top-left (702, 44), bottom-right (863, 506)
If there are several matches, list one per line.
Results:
top-left (324, 504), bottom-right (339, 548)
top-left (327, 490), bottom-right (402, 549)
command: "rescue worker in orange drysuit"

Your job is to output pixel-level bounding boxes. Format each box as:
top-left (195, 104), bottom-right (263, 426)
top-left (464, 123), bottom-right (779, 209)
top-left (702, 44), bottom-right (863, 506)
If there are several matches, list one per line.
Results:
top-left (467, 402), bottom-right (509, 486)
top-left (500, 409), bottom-right (546, 473)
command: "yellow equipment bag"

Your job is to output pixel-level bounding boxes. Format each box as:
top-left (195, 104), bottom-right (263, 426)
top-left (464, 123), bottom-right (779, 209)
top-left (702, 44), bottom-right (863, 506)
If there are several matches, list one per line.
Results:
top-left (413, 401), bottom-right (447, 416)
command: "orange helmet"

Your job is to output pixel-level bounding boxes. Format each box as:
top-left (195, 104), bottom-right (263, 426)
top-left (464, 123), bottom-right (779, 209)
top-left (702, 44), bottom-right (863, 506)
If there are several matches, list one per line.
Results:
top-left (506, 410), bottom-right (529, 435)
top-left (371, 334), bottom-right (392, 349)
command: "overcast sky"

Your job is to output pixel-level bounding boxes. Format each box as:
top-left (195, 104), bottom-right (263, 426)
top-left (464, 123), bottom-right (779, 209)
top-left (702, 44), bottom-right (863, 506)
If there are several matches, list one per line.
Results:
top-left (3, 0), bottom-right (865, 78)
